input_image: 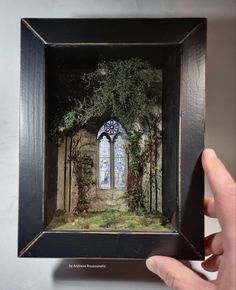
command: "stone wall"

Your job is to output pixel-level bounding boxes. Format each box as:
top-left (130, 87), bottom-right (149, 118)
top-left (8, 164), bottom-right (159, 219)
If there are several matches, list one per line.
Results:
top-left (56, 127), bottom-right (162, 214)
top-left (87, 189), bottom-right (128, 212)
top-left (56, 129), bottom-right (128, 213)
top-left (142, 144), bottom-right (162, 213)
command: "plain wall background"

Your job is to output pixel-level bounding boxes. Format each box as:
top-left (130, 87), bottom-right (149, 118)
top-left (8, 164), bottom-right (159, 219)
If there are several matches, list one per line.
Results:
top-left (0, 1), bottom-right (235, 289)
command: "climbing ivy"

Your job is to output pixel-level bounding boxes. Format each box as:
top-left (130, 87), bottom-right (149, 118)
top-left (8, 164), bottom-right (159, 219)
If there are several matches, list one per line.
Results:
top-left (51, 58), bottom-right (162, 214)
top-left (124, 130), bottom-right (146, 212)
top-left (70, 138), bottom-right (95, 214)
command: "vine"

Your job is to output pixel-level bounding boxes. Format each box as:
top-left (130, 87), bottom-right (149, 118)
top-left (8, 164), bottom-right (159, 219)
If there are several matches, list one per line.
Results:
top-left (50, 58), bottom-right (162, 214)
top-left (69, 137), bottom-right (95, 214)
top-left (124, 130), bottom-right (146, 213)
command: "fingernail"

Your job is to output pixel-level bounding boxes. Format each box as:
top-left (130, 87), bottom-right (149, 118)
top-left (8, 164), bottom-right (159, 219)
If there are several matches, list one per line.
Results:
top-left (146, 257), bottom-right (159, 275)
top-left (206, 149), bottom-right (217, 158)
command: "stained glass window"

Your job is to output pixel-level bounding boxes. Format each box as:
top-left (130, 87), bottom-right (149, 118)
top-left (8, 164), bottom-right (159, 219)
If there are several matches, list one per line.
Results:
top-left (97, 119), bottom-right (126, 142)
top-left (114, 135), bottom-right (126, 189)
top-left (98, 120), bottom-right (127, 189)
top-left (99, 135), bottom-right (111, 189)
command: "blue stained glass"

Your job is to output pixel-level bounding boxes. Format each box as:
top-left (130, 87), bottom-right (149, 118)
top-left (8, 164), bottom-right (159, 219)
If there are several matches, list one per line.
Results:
top-left (97, 119), bottom-right (126, 141)
top-left (114, 135), bottom-right (126, 189)
top-left (99, 135), bottom-right (111, 189)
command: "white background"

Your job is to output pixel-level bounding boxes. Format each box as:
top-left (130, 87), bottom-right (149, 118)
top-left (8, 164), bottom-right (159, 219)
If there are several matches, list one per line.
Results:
top-left (0, 0), bottom-right (235, 289)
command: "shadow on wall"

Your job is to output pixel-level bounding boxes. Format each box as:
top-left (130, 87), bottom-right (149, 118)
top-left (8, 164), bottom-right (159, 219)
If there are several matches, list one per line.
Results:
top-left (44, 139), bottom-right (58, 226)
top-left (53, 259), bottom-right (162, 282)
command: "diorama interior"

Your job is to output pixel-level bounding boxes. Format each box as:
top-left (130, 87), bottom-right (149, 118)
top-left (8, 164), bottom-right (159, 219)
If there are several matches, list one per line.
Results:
top-left (44, 45), bottom-right (179, 231)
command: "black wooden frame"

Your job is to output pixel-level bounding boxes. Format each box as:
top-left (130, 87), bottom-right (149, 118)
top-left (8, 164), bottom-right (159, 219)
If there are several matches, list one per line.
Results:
top-left (19, 18), bottom-right (206, 259)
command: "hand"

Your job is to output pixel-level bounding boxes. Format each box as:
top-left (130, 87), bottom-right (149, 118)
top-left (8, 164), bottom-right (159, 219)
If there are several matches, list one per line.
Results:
top-left (146, 149), bottom-right (236, 290)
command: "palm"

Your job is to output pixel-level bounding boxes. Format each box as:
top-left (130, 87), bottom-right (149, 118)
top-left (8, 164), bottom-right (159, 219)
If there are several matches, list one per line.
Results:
top-left (146, 149), bottom-right (236, 290)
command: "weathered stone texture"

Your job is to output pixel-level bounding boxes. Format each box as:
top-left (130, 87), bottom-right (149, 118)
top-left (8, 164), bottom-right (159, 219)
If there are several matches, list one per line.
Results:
top-left (57, 129), bottom-right (128, 212)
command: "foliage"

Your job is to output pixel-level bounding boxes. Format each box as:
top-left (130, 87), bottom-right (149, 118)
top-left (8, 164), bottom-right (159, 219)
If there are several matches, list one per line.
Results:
top-left (82, 58), bottom-right (162, 130)
top-left (52, 99), bottom-right (96, 135)
top-left (50, 58), bottom-right (163, 214)
top-left (47, 210), bottom-right (173, 231)
top-left (123, 187), bottom-right (145, 213)
top-left (123, 130), bottom-right (146, 212)
top-left (127, 130), bottom-right (145, 173)
top-left (70, 138), bottom-right (95, 213)
top-left (51, 58), bottom-right (162, 135)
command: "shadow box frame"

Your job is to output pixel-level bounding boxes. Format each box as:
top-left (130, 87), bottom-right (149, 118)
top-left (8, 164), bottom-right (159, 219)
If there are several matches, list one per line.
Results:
top-left (18, 18), bottom-right (206, 259)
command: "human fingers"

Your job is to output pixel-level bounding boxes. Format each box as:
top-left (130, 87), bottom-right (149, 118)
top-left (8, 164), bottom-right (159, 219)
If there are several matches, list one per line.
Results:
top-left (205, 232), bottom-right (223, 256)
top-left (202, 254), bottom-right (222, 272)
top-left (204, 196), bottom-right (216, 218)
top-left (201, 149), bottom-right (236, 234)
top-left (146, 256), bottom-right (214, 290)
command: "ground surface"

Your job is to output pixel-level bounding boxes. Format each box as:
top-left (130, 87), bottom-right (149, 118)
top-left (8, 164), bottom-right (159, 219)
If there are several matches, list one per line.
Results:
top-left (47, 210), bottom-right (173, 231)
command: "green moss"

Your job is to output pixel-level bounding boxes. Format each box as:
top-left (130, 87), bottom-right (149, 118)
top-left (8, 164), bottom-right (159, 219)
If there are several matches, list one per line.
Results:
top-left (47, 210), bottom-right (173, 232)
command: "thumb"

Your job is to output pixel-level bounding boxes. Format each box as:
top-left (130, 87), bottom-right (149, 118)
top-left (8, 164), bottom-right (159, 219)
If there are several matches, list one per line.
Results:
top-left (146, 256), bottom-right (212, 290)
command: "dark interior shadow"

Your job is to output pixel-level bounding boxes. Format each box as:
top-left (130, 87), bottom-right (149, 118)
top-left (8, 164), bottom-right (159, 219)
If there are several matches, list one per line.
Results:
top-left (53, 259), bottom-right (163, 283)
top-left (44, 138), bottom-right (58, 226)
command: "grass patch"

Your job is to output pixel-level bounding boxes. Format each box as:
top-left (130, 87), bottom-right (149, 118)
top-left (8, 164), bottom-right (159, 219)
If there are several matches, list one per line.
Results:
top-left (47, 210), bottom-right (174, 232)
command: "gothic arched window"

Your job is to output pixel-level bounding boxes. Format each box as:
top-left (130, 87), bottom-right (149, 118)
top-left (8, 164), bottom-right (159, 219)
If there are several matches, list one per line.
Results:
top-left (97, 120), bottom-right (127, 190)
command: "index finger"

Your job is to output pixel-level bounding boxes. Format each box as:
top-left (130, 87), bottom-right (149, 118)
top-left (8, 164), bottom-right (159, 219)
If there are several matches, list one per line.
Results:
top-left (204, 196), bottom-right (216, 218)
top-left (202, 149), bottom-right (236, 236)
